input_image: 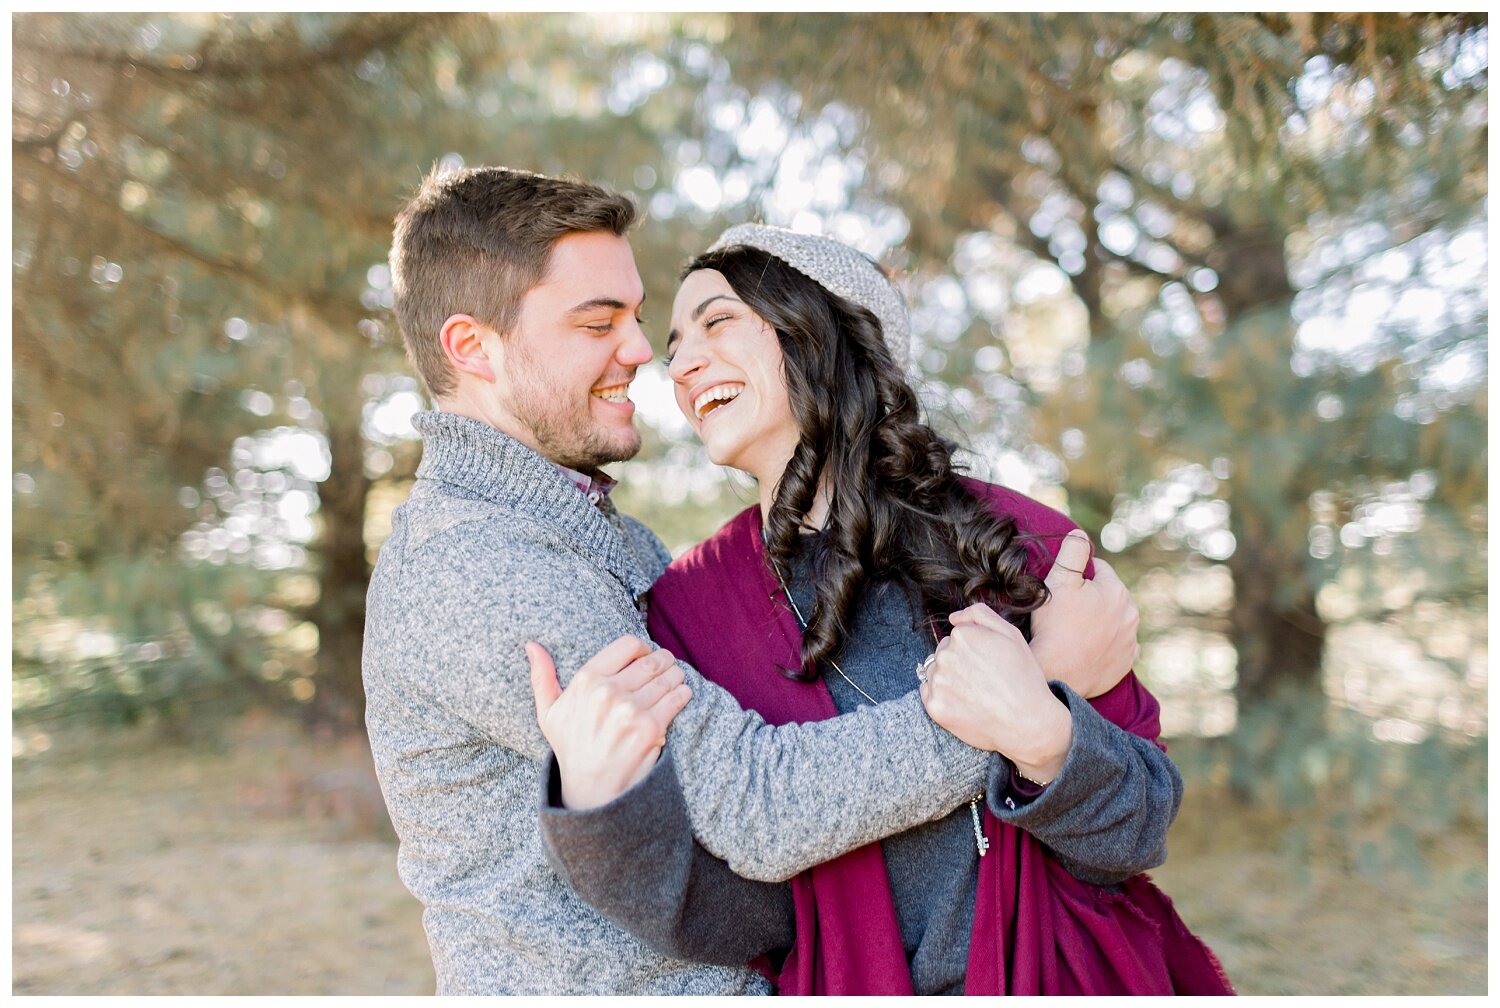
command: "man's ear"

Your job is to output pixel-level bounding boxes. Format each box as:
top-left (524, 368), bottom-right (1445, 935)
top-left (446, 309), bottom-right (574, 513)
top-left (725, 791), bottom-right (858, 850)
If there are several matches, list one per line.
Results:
top-left (439, 313), bottom-right (499, 383)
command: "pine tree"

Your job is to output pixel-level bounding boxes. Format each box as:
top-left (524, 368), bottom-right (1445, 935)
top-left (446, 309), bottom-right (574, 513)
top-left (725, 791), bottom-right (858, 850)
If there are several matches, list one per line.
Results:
top-left (709, 13), bottom-right (1487, 717)
top-left (12, 12), bottom-right (733, 728)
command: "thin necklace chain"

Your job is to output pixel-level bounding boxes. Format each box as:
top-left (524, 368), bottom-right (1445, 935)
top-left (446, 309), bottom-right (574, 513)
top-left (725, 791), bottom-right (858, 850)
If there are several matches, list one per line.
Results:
top-left (769, 555), bottom-right (990, 856)
top-left (773, 566), bottom-right (881, 706)
top-left (768, 558), bottom-right (938, 704)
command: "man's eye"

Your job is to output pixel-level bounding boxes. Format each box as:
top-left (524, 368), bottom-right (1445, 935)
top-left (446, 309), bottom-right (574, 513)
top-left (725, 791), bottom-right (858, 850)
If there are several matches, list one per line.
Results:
top-left (583, 323), bottom-right (612, 333)
top-left (662, 354), bottom-right (675, 367)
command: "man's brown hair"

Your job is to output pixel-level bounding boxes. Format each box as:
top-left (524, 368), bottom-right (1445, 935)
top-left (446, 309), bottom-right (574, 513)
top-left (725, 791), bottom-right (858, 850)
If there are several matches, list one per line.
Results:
top-left (390, 166), bottom-right (637, 397)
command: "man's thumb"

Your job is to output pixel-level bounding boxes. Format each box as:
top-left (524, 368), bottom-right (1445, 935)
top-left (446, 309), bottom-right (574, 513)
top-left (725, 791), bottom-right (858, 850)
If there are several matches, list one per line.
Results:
top-left (527, 641), bottom-right (562, 723)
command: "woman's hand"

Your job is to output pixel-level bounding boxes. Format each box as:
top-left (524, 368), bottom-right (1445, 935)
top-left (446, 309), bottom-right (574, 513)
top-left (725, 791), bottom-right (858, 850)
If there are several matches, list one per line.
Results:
top-left (1029, 530), bottom-right (1141, 699)
top-left (919, 603), bottom-right (1073, 783)
top-left (528, 636), bottom-right (692, 809)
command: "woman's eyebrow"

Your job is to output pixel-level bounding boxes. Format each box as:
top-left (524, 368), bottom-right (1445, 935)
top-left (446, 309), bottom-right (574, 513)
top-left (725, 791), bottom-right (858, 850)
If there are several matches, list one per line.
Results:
top-left (667, 295), bottom-right (741, 349)
top-left (690, 294), bottom-right (739, 321)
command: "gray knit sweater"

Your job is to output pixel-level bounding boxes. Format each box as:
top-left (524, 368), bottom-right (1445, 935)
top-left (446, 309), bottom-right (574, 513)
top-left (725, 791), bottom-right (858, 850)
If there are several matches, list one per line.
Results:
top-left (362, 411), bottom-right (993, 995)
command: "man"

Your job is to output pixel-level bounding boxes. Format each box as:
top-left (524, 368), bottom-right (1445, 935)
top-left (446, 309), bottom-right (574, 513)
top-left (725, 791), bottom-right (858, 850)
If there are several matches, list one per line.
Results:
top-left (363, 165), bottom-right (1154, 994)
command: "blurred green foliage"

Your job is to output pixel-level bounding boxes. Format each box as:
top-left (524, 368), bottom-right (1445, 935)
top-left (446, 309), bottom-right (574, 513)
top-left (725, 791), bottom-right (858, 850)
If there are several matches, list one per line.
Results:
top-left (13, 13), bottom-right (745, 730)
top-left (1172, 697), bottom-right (1486, 884)
top-left (11, 12), bottom-right (1487, 817)
top-left (711, 12), bottom-right (1487, 712)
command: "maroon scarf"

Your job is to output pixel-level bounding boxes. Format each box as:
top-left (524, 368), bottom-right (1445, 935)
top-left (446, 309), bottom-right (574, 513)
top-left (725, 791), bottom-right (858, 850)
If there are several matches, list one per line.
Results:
top-left (646, 478), bottom-right (1233, 995)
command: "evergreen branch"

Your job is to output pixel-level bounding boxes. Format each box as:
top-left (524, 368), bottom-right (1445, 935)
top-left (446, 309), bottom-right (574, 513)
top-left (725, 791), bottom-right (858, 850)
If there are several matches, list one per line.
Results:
top-left (1294, 206), bottom-right (1480, 290)
top-left (1107, 158), bottom-right (1233, 236)
top-left (15, 153), bottom-right (358, 324)
top-left (1139, 614), bottom-right (1232, 634)
top-left (12, 121), bottom-right (74, 152)
top-left (974, 168), bottom-right (1057, 261)
top-left (1324, 587), bottom-right (1488, 627)
top-left (1111, 253), bottom-right (1181, 284)
top-left (64, 101), bottom-right (396, 241)
top-left (1074, 196), bottom-right (1111, 327)
top-left (949, 19), bottom-right (1208, 313)
top-left (974, 165), bottom-right (1129, 341)
top-left (967, 16), bottom-right (1096, 119)
top-left (1108, 228), bottom-right (1217, 281)
top-left (15, 14), bottom-right (446, 82)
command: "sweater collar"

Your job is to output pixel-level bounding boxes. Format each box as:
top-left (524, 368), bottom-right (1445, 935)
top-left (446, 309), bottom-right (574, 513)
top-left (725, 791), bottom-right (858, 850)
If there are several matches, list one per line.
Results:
top-left (411, 410), bottom-right (642, 592)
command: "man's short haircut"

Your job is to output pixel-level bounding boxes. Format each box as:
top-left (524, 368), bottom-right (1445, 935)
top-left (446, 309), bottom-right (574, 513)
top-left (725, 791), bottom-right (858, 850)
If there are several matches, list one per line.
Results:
top-left (390, 165), bottom-right (637, 397)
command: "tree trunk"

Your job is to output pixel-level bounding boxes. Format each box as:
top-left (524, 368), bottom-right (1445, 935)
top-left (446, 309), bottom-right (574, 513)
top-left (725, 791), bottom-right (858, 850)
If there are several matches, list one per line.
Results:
top-left (1209, 225), bottom-right (1329, 722)
top-left (311, 374), bottom-right (371, 730)
top-left (1224, 511), bottom-right (1327, 710)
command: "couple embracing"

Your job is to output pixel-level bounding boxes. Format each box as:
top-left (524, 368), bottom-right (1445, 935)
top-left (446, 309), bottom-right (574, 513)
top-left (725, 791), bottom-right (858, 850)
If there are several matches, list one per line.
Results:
top-left (362, 165), bottom-right (1232, 996)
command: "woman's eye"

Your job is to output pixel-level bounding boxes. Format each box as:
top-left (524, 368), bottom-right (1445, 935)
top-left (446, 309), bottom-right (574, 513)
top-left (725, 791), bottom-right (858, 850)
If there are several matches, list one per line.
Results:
top-left (662, 354), bottom-right (675, 367)
top-left (704, 313), bottom-right (732, 329)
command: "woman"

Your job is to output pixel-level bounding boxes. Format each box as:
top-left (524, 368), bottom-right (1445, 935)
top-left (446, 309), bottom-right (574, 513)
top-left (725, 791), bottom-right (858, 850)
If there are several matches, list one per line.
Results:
top-left (541, 225), bottom-right (1231, 995)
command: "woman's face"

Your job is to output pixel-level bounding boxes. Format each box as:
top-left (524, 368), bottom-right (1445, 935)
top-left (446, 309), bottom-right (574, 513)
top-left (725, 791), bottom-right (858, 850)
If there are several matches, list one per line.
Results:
top-left (666, 268), bottom-right (799, 484)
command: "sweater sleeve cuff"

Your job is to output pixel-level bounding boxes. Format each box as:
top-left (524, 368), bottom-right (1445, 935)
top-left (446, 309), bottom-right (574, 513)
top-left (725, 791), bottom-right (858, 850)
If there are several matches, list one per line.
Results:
top-left (538, 748), bottom-right (687, 863)
top-left (985, 681), bottom-right (1110, 826)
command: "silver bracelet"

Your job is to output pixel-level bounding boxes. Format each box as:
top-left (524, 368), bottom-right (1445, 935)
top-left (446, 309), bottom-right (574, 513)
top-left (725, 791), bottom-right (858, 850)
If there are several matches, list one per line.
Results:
top-left (1015, 766), bottom-right (1052, 788)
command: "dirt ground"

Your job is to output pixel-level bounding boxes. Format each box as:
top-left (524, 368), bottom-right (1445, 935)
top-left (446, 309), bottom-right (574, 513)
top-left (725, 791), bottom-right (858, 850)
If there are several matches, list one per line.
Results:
top-left (11, 714), bottom-right (1487, 995)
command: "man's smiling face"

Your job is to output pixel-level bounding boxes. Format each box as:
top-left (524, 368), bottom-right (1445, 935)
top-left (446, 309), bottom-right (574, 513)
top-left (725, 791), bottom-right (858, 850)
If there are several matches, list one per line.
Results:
top-left (488, 230), bottom-right (652, 471)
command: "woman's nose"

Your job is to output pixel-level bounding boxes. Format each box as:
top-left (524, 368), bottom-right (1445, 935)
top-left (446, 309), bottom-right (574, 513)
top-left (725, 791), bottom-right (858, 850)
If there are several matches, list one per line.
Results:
top-left (668, 342), bottom-right (707, 382)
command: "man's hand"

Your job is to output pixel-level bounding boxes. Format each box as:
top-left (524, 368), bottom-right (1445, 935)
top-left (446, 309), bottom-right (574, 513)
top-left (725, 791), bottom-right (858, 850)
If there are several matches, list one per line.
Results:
top-left (919, 603), bottom-right (1073, 784)
top-left (528, 635), bottom-right (692, 809)
top-left (1029, 530), bottom-right (1141, 699)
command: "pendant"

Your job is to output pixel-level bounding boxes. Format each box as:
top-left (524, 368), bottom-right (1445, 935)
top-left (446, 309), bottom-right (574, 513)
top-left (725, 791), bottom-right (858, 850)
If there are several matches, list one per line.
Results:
top-left (969, 794), bottom-right (990, 856)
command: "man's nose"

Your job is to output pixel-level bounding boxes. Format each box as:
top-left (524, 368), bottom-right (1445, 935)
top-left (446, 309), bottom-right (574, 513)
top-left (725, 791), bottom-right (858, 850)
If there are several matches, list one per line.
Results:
top-left (616, 318), bottom-right (653, 367)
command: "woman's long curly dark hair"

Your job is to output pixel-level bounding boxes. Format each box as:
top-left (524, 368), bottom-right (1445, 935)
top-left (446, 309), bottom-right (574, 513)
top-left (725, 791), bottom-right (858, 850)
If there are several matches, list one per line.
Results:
top-left (683, 245), bottom-right (1050, 681)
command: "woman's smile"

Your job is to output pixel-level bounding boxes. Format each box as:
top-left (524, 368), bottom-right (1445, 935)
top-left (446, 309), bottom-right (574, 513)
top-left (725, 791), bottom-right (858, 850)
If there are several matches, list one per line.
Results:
top-left (691, 382), bottom-right (744, 420)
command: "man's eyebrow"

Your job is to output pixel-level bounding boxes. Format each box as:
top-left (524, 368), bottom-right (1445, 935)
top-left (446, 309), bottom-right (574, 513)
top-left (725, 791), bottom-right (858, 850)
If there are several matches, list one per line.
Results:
top-left (667, 295), bottom-right (740, 351)
top-left (565, 296), bottom-right (646, 315)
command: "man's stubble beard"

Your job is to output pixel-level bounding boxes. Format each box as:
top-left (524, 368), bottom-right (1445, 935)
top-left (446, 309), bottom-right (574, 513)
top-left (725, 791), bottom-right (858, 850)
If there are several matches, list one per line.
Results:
top-left (507, 365), bottom-right (641, 473)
